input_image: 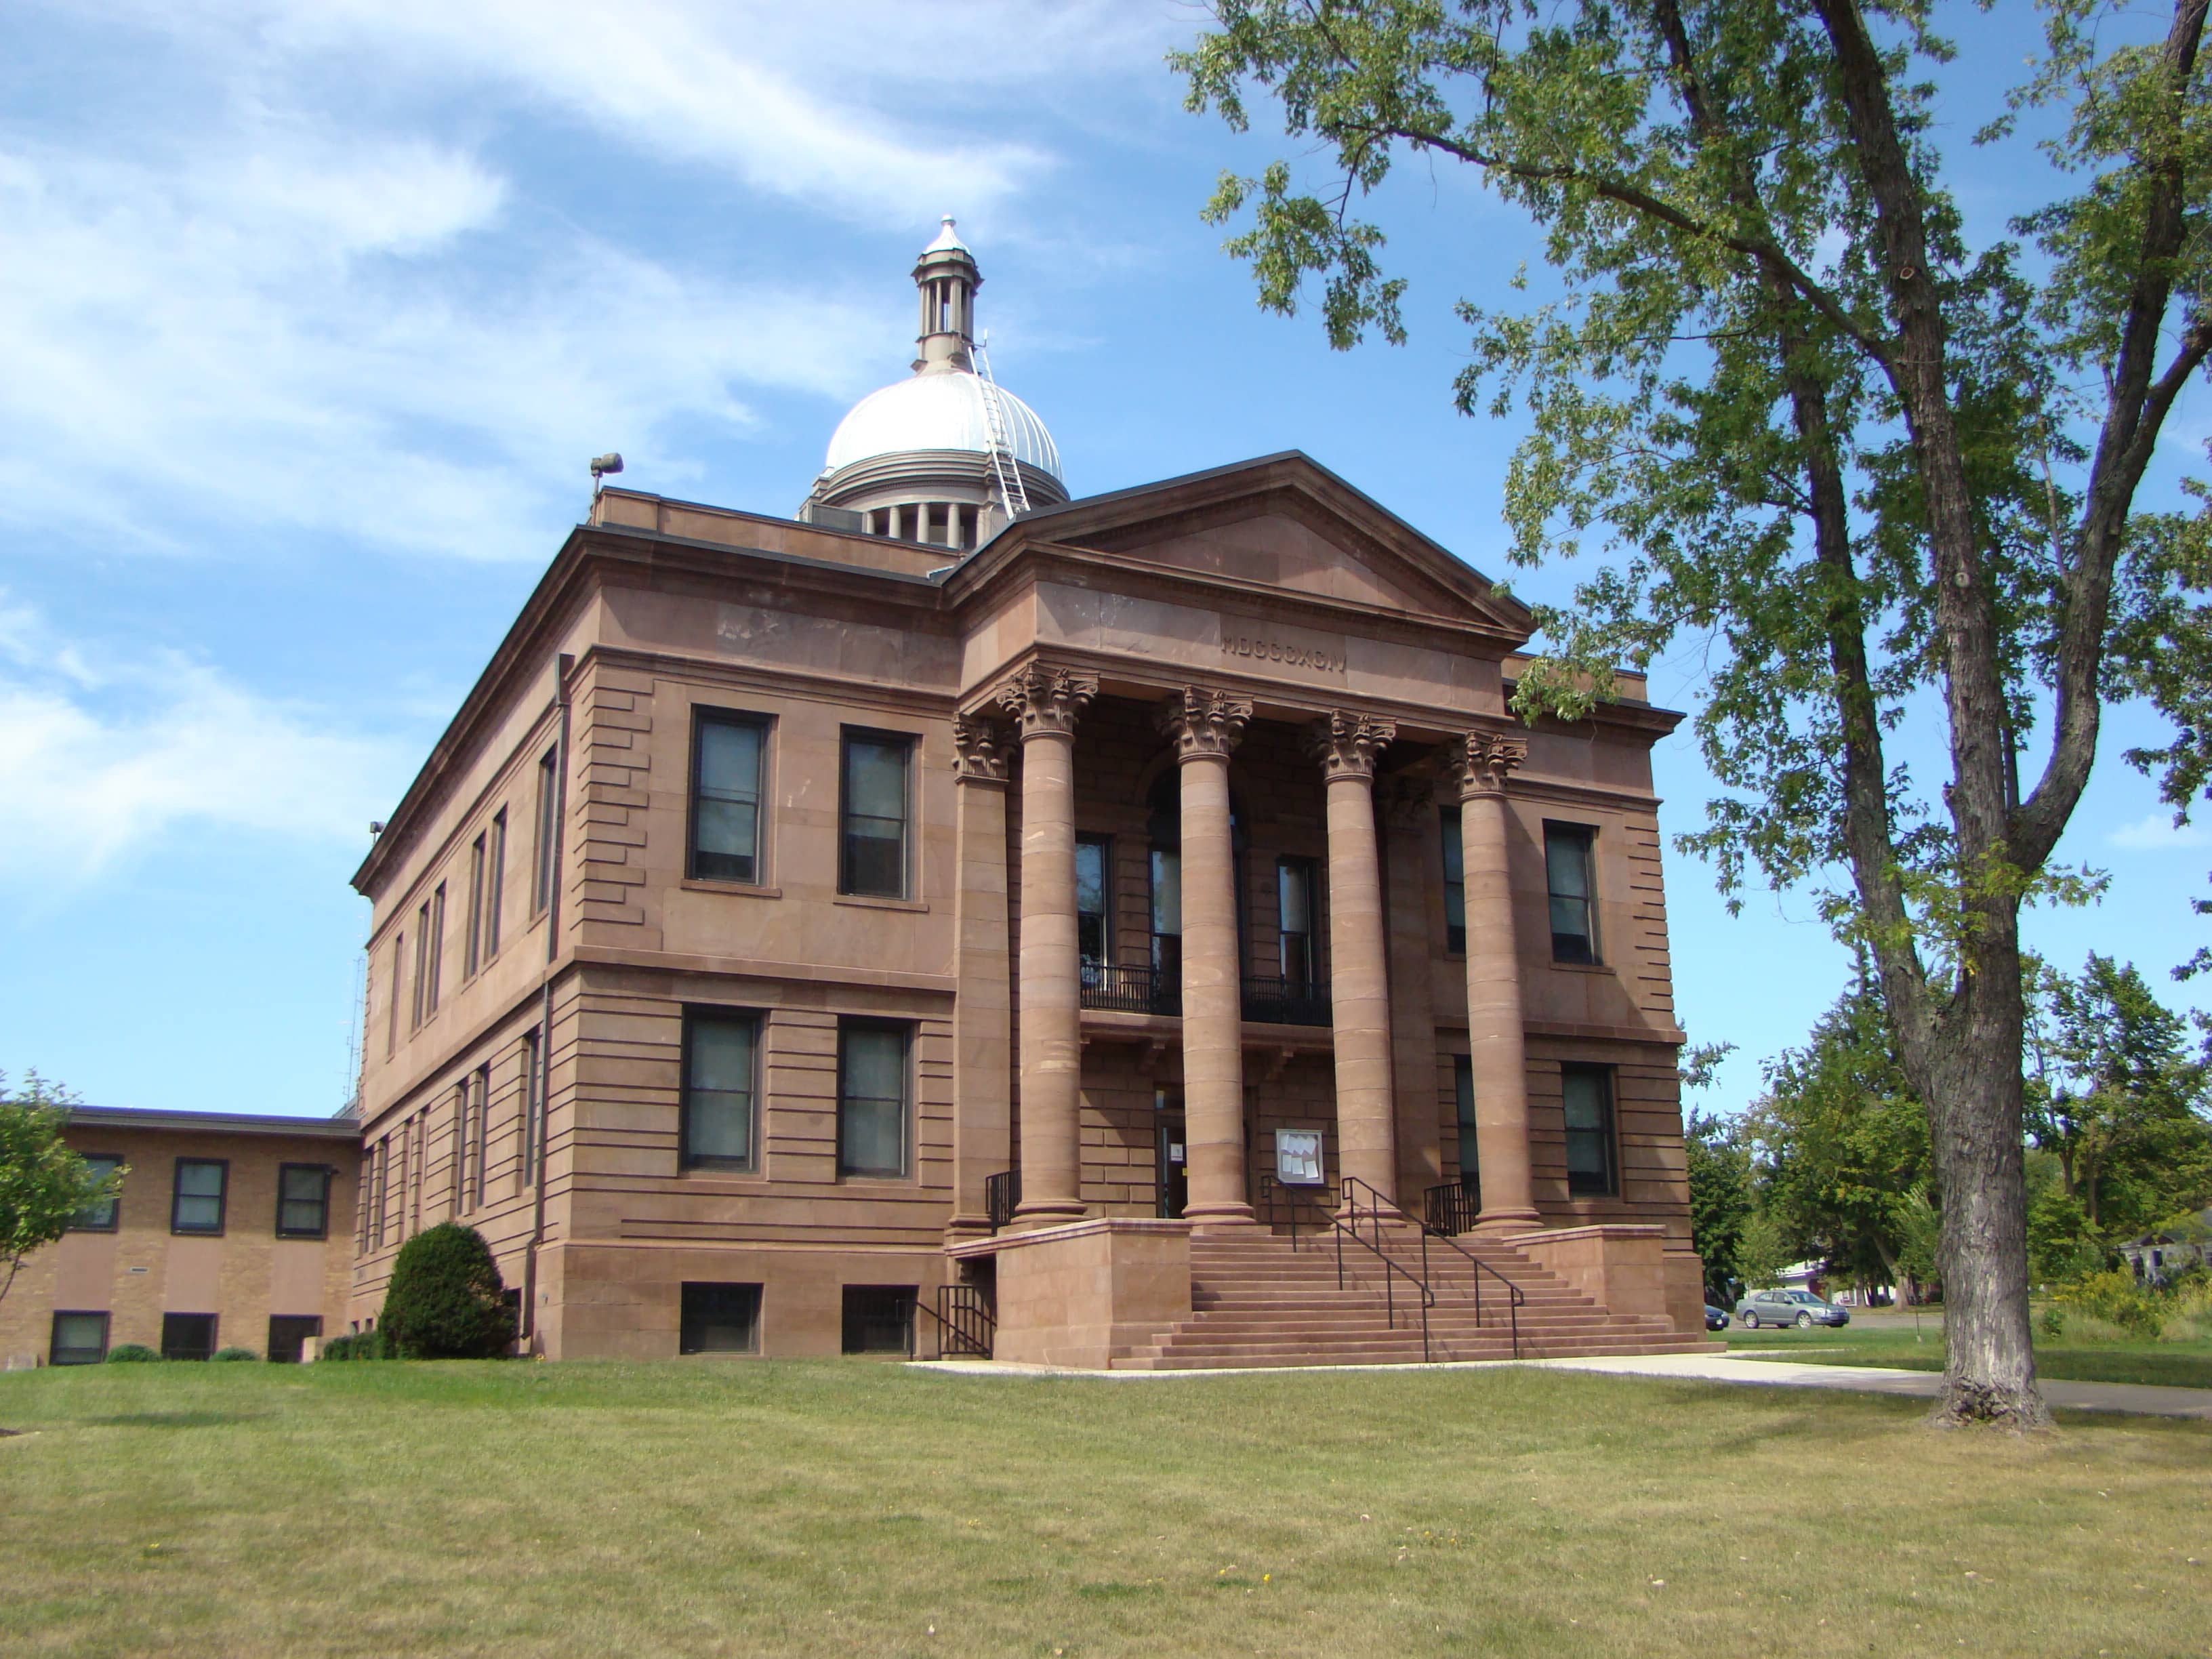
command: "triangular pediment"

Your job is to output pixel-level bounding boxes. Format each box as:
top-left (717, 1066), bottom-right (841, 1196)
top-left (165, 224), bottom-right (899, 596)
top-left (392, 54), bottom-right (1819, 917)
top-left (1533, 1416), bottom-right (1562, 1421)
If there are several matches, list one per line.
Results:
top-left (998, 452), bottom-right (1532, 640)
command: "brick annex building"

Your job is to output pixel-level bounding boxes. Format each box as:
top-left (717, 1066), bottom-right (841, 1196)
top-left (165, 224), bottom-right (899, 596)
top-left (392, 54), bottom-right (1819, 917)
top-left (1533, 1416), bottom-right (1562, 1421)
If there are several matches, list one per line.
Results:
top-left (3, 222), bottom-right (1710, 1370)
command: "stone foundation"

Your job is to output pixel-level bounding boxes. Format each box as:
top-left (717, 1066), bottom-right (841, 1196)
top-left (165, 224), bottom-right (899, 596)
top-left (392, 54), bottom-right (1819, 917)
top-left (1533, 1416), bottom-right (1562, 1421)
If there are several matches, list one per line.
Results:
top-left (949, 1216), bottom-right (1191, 1368)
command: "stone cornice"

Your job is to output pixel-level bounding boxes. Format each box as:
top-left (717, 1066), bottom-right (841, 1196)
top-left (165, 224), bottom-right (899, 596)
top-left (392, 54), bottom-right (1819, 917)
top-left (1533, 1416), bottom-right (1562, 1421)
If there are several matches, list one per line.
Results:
top-left (1158, 685), bottom-right (1253, 760)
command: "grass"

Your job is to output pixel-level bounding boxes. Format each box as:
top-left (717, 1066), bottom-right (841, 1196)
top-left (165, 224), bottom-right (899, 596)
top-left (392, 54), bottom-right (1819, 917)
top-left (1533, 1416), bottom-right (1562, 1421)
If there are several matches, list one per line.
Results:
top-left (1724, 1311), bottom-right (2212, 1390)
top-left (3, 1361), bottom-right (2209, 1657)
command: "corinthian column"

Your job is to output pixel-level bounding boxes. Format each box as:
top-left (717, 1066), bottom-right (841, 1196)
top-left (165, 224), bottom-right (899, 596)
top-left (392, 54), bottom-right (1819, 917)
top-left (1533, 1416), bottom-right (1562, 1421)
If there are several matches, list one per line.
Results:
top-left (994, 663), bottom-right (1098, 1226)
top-left (1158, 686), bottom-right (1254, 1228)
top-left (1456, 731), bottom-right (1540, 1227)
top-left (1305, 710), bottom-right (1399, 1209)
top-left (945, 713), bottom-right (1012, 1242)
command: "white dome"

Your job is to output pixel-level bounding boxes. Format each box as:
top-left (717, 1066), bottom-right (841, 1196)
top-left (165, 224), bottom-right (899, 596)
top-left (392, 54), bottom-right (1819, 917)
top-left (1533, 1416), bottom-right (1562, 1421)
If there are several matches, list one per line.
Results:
top-left (825, 371), bottom-right (1063, 483)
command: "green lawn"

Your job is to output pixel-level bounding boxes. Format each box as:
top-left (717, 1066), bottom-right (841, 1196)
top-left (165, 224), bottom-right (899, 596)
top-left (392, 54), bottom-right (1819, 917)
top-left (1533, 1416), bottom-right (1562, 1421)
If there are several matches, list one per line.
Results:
top-left (1723, 1315), bottom-right (2212, 1389)
top-left (3, 1359), bottom-right (2207, 1658)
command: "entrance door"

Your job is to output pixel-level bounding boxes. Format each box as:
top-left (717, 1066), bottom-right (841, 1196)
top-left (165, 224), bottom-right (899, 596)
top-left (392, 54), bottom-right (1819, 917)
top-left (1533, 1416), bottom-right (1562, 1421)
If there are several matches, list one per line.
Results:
top-left (1155, 1094), bottom-right (1188, 1219)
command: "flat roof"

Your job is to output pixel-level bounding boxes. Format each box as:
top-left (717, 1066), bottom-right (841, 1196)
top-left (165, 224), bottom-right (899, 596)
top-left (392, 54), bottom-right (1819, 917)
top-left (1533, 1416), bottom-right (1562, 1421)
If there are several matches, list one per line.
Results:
top-left (66, 1106), bottom-right (361, 1141)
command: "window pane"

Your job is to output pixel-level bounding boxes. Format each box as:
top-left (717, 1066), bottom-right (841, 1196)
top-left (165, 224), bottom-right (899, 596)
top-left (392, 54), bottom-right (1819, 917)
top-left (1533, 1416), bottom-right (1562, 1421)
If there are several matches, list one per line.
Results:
top-left (174, 1161), bottom-right (224, 1231)
top-left (1278, 862), bottom-right (1310, 933)
top-left (841, 1285), bottom-right (916, 1355)
top-left (1441, 809), bottom-right (1466, 949)
top-left (1546, 830), bottom-right (1591, 899)
top-left (278, 1166), bottom-right (328, 1235)
top-left (695, 721), bottom-right (763, 881)
top-left (681, 1282), bottom-right (762, 1354)
top-left (1563, 1068), bottom-right (1614, 1194)
top-left (73, 1155), bottom-right (121, 1229)
top-left (52, 1313), bottom-right (107, 1365)
top-left (840, 1026), bottom-right (907, 1176)
top-left (846, 737), bottom-right (907, 819)
top-left (162, 1313), bottom-right (218, 1361)
top-left (686, 1016), bottom-right (756, 1166)
top-left (1454, 1059), bottom-right (1481, 1181)
top-left (1150, 848), bottom-right (1181, 936)
top-left (267, 1315), bottom-right (323, 1363)
top-left (1075, 839), bottom-right (1107, 919)
top-left (842, 737), bottom-right (908, 897)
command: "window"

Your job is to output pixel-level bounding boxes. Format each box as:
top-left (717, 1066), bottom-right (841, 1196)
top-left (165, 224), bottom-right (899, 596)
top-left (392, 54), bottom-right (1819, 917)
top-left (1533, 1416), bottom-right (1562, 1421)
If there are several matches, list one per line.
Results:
top-left (837, 1021), bottom-right (909, 1179)
top-left (276, 1164), bottom-right (332, 1239)
top-left (1277, 858), bottom-right (1317, 987)
top-left (465, 834), bottom-right (487, 978)
top-left (520, 1028), bottom-right (543, 1187)
top-left (49, 1311), bottom-right (109, 1366)
top-left (682, 1008), bottom-right (760, 1171)
top-left (680, 1282), bottom-right (762, 1355)
top-left (841, 1285), bottom-right (916, 1355)
top-left (70, 1154), bottom-right (123, 1231)
top-left (472, 1065), bottom-right (490, 1208)
top-left (267, 1315), bottom-right (323, 1364)
top-left (171, 1159), bottom-right (227, 1235)
top-left (451, 1081), bottom-right (470, 1211)
top-left (533, 746), bottom-right (559, 916)
top-left (1076, 836), bottom-right (1111, 965)
top-left (424, 883), bottom-right (446, 1013)
top-left (839, 730), bottom-right (912, 897)
top-left (387, 932), bottom-right (403, 1057)
top-left (1149, 846), bottom-right (1183, 981)
top-left (1544, 823), bottom-right (1599, 964)
top-left (371, 1140), bottom-right (389, 1250)
top-left (161, 1313), bottom-right (219, 1361)
top-left (1454, 1057), bottom-right (1481, 1189)
top-left (1441, 807), bottom-right (1466, 954)
top-left (1561, 1065), bottom-right (1618, 1197)
top-left (485, 810), bottom-right (507, 961)
top-left (411, 903), bottom-right (430, 1027)
top-left (691, 712), bottom-right (768, 882)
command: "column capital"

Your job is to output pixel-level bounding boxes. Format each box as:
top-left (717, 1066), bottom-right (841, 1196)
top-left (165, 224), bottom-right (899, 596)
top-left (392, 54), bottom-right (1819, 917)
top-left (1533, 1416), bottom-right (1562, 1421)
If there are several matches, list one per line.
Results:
top-left (951, 712), bottom-right (1011, 784)
top-left (1453, 731), bottom-right (1529, 797)
top-left (1157, 686), bottom-right (1252, 761)
top-left (1304, 710), bottom-right (1398, 783)
top-left (991, 662), bottom-right (1098, 739)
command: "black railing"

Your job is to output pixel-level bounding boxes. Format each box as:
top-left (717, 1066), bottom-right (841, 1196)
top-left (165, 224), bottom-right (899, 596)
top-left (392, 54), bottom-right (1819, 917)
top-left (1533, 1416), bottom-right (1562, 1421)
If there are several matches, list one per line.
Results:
top-left (985, 1170), bottom-right (1020, 1233)
top-left (1422, 1177), bottom-right (1482, 1238)
top-left (1255, 1172), bottom-right (1334, 1242)
top-left (1242, 975), bottom-right (1332, 1027)
top-left (916, 1282), bottom-right (996, 1359)
top-left (1080, 960), bottom-right (1181, 1017)
top-left (1329, 1176), bottom-right (1435, 1361)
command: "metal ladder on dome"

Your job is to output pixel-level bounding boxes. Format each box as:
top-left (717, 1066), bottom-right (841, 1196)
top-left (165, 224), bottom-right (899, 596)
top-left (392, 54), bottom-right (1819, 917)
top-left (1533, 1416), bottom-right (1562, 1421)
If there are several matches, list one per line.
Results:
top-left (972, 333), bottom-right (1031, 521)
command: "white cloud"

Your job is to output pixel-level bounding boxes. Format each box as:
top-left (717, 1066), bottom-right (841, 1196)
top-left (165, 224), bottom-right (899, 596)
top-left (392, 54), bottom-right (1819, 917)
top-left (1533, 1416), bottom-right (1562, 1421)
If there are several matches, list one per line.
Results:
top-left (0, 597), bottom-right (411, 883)
top-left (2108, 811), bottom-right (2212, 851)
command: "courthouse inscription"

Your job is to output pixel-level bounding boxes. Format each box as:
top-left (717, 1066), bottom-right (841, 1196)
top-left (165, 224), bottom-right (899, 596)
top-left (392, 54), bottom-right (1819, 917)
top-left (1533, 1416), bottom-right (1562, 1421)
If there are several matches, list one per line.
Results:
top-left (1218, 624), bottom-right (1345, 674)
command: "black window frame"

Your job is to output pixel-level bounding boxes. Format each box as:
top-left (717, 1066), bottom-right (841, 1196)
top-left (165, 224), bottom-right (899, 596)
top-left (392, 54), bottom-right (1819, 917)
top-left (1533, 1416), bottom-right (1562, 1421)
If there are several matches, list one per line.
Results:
top-left (411, 902), bottom-right (430, 1028)
top-left (171, 1158), bottom-right (228, 1236)
top-left (1454, 1056), bottom-right (1481, 1187)
top-left (1543, 821), bottom-right (1600, 966)
top-left (1561, 1063), bottom-right (1619, 1198)
top-left (424, 881), bottom-right (446, 1013)
top-left (465, 832), bottom-right (487, 979)
top-left (836, 1018), bottom-right (912, 1180)
top-left (267, 1314), bottom-right (323, 1363)
top-left (837, 726), bottom-right (915, 899)
top-left (70, 1153), bottom-right (124, 1231)
top-left (1075, 834), bottom-right (1113, 966)
top-left (1441, 806), bottom-right (1467, 955)
top-left (520, 1027), bottom-right (543, 1187)
top-left (533, 745), bottom-right (559, 916)
top-left (387, 929), bottom-right (404, 1057)
top-left (680, 1005), bottom-right (763, 1173)
top-left (485, 808), bottom-right (507, 961)
top-left (161, 1311), bottom-right (220, 1361)
top-left (472, 1063), bottom-right (490, 1208)
top-left (274, 1163), bottom-right (333, 1240)
top-left (49, 1310), bottom-right (110, 1366)
top-left (688, 708), bottom-right (771, 885)
top-left (1276, 856), bottom-right (1319, 988)
top-left (679, 1281), bottom-right (763, 1355)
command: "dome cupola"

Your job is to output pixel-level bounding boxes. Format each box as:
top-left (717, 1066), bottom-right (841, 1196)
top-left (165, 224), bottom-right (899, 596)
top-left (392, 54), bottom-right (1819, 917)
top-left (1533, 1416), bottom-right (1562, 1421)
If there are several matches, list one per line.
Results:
top-left (800, 218), bottom-right (1067, 554)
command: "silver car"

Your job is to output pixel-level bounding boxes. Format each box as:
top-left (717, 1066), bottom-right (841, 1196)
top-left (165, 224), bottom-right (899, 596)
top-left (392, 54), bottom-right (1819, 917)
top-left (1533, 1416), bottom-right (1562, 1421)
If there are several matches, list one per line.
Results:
top-left (1734, 1288), bottom-right (1849, 1329)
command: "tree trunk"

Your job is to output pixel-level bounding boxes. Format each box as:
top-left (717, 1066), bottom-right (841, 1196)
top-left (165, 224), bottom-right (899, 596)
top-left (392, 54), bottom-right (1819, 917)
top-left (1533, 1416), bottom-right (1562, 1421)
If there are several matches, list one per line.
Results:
top-left (1913, 960), bottom-right (2053, 1431)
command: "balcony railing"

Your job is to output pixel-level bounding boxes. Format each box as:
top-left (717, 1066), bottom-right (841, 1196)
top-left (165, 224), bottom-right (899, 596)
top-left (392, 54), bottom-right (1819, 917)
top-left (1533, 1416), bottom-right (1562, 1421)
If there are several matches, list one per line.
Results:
top-left (1241, 975), bottom-right (1332, 1027)
top-left (1080, 960), bottom-right (1181, 1017)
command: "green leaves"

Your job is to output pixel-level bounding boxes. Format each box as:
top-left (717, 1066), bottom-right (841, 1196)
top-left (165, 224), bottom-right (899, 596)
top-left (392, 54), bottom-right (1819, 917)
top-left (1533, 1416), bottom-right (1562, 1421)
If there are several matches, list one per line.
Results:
top-left (0, 1070), bottom-right (117, 1308)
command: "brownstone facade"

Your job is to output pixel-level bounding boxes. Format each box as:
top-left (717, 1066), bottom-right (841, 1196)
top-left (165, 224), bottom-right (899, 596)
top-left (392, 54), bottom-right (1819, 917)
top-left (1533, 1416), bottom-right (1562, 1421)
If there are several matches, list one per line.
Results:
top-left (344, 447), bottom-right (1706, 1362)
top-left (0, 1110), bottom-right (358, 1367)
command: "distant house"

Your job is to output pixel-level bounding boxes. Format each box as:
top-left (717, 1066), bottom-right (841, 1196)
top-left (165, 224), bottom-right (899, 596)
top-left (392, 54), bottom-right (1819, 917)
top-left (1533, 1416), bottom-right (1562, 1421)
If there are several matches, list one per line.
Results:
top-left (2121, 1209), bottom-right (2212, 1286)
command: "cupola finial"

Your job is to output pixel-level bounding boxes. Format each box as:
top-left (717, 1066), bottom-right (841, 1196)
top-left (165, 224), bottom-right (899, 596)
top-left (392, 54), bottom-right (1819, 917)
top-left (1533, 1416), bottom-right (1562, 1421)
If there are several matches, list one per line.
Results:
top-left (912, 215), bottom-right (981, 373)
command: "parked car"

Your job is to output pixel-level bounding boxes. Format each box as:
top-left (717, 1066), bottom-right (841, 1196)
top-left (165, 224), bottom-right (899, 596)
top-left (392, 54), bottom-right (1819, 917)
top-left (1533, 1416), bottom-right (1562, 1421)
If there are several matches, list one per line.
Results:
top-left (1734, 1288), bottom-right (1849, 1329)
top-left (1704, 1305), bottom-right (1730, 1331)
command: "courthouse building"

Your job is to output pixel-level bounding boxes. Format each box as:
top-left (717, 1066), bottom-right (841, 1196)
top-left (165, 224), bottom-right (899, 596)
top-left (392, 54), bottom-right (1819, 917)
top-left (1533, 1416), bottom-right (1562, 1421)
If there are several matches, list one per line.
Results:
top-left (331, 220), bottom-right (1713, 1367)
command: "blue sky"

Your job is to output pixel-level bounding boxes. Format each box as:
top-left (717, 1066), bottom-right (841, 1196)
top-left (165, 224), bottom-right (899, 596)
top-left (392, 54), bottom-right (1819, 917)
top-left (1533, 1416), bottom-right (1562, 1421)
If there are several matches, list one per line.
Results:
top-left (3, 1), bottom-right (2207, 1120)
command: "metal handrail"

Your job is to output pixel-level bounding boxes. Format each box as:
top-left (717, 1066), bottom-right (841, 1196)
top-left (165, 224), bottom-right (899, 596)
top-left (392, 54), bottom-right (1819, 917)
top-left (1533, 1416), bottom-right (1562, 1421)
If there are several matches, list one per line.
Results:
top-left (1255, 1172), bottom-right (1333, 1244)
top-left (1080, 961), bottom-right (1182, 1017)
top-left (1417, 1202), bottom-right (1526, 1359)
top-left (916, 1283), bottom-right (995, 1359)
top-left (1422, 1178), bottom-right (1481, 1238)
top-left (1328, 1176), bottom-right (1434, 1363)
top-left (984, 1170), bottom-right (1020, 1233)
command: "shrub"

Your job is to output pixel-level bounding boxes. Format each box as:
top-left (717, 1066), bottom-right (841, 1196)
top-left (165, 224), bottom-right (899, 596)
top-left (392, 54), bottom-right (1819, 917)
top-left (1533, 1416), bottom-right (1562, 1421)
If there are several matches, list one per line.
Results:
top-left (104, 1345), bottom-right (161, 1363)
top-left (2038, 1304), bottom-right (2066, 1340)
top-left (317, 1330), bottom-right (390, 1361)
top-left (211, 1347), bottom-right (259, 1362)
top-left (2055, 1270), bottom-right (2166, 1338)
top-left (378, 1222), bottom-right (516, 1359)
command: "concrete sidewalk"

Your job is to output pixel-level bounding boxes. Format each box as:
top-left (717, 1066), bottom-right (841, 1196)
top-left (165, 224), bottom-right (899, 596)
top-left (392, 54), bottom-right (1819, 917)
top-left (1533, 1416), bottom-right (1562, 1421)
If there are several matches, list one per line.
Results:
top-left (1522, 1351), bottom-right (2212, 1420)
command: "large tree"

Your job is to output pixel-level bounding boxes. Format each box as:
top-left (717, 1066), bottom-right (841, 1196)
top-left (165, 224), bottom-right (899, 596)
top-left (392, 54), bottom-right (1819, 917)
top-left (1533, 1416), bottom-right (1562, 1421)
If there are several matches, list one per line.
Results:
top-left (1181, 0), bottom-right (2212, 1427)
top-left (0, 1072), bottom-right (119, 1310)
